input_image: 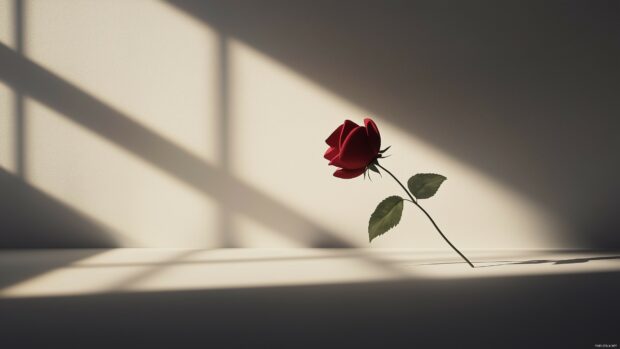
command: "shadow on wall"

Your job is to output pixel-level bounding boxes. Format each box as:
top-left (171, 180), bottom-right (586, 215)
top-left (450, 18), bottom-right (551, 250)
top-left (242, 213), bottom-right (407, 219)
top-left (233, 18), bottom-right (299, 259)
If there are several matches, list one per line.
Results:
top-left (0, 168), bottom-right (117, 248)
top-left (167, 0), bottom-right (620, 248)
top-left (0, 43), bottom-right (348, 249)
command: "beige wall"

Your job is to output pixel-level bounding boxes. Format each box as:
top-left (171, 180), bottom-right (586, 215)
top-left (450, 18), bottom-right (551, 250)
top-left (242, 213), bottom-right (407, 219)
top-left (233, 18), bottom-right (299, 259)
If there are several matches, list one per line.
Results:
top-left (1, 0), bottom-right (618, 249)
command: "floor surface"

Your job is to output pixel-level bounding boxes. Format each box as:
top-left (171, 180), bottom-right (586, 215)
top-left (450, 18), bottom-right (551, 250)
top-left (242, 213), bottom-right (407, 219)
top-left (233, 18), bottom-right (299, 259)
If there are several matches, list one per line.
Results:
top-left (1, 249), bottom-right (619, 348)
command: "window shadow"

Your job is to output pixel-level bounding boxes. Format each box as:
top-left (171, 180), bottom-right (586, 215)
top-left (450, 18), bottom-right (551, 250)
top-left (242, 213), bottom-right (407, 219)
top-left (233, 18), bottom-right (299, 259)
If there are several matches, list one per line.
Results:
top-left (0, 42), bottom-right (349, 249)
top-left (0, 249), bottom-right (108, 290)
top-left (13, 0), bottom-right (26, 177)
top-left (215, 33), bottom-right (235, 247)
top-left (0, 166), bottom-right (115, 290)
top-left (165, 0), bottom-right (620, 249)
top-left (61, 252), bottom-right (399, 269)
top-left (0, 168), bottom-right (118, 249)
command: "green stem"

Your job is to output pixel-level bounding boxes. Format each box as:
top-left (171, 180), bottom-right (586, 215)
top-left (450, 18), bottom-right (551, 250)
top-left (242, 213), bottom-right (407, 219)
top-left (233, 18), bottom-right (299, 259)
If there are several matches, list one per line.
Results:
top-left (375, 163), bottom-right (475, 268)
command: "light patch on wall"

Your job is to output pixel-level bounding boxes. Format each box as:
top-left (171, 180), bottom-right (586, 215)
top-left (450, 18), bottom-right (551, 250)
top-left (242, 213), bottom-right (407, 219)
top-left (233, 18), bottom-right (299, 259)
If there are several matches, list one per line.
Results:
top-left (25, 0), bottom-right (220, 164)
top-left (228, 39), bottom-right (559, 249)
top-left (0, 0), bottom-right (15, 48)
top-left (228, 38), bottom-right (370, 246)
top-left (0, 81), bottom-right (15, 172)
top-left (3, 0), bottom-right (564, 249)
top-left (373, 123), bottom-right (561, 249)
top-left (233, 213), bottom-right (306, 248)
top-left (25, 98), bottom-right (219, 247)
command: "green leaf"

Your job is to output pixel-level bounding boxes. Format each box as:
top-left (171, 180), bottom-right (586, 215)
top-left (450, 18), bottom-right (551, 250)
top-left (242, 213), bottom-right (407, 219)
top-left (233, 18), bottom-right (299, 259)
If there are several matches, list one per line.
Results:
top-left (379, 145), bottom-right (391, 153)
top-left (368, 196), bottom-right (404, 242)
top-left (407, 173), bottom-right (447, 199)
top-left (367, 163), bottom-right (381, 175)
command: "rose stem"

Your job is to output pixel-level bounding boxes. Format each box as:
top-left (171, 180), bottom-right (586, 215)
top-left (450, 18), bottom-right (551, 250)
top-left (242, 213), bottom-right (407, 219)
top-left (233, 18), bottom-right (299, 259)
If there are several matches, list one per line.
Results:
top-left (375, 163), bottom-right (475, 268)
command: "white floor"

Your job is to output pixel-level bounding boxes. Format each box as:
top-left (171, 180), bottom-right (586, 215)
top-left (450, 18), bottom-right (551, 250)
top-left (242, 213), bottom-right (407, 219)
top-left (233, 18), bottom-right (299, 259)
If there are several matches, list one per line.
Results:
top-left (1, 249), bottom-right (619, 348)
top-left (1, 248), bottom-right (619, 298)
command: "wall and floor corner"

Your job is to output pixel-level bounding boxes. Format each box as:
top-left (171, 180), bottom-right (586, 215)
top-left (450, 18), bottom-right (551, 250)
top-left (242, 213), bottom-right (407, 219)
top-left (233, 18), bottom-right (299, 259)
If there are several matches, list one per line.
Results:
top-left (0, 0), bottom-right (619, 250)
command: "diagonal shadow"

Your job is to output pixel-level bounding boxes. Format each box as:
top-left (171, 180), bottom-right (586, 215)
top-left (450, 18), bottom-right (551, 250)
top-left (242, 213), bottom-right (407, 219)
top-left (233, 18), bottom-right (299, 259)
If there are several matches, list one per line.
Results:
top-left (0, 167), bottom-right (118, 249)
top-left (0, 249), bottom-right (108, 290)
top-left (165, 0), bottom-right (620, 249)
top-left (104, 249), bottom-right (410, 291)
top-left (105, 250), bottom-right (205, 291)
top-left (54, 251), bottom-right (402, 269)
top-left (0, 42), bottom-right (348, 248)
top-left (0, 167), bottom-right (116, 288)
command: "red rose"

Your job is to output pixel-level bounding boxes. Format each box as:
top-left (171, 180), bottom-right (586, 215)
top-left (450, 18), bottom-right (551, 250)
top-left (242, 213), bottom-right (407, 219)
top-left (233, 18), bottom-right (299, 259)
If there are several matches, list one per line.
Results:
top-left (324, 118), bottom-right (381, 179)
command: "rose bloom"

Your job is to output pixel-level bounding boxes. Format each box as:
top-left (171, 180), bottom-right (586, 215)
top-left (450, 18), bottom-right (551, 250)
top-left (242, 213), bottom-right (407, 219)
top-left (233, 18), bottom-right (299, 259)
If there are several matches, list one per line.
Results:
top-left (323, 118), bottom-right (381, 179)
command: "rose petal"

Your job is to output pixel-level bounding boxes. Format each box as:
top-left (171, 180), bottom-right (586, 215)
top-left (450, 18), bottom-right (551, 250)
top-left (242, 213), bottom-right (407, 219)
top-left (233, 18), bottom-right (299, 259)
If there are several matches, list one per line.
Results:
top-left (323, 146), bottom-right (339, 161)
top-left (339, 126), bottom-right (374, 169)
top-left (328, 154), bottom-right (348, 168)
top-left (364, 118), bottom-right (381, 154)
top-left (333, 167), bottom-right (366, 179)
top-left (339, 120), bottom-right (358, 148)
top-left (325, 124), bottom-right (342, 147)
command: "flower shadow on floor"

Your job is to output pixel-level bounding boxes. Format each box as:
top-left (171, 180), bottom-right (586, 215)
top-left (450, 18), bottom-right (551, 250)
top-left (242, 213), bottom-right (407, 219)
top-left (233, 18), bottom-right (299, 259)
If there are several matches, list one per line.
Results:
top-left (416, 255), bottom-right (620, 268)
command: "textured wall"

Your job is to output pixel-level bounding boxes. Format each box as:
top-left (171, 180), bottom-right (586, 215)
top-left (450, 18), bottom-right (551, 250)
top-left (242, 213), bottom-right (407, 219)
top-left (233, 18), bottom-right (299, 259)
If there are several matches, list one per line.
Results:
top-left (1, 0), bottom-right (618, 249)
